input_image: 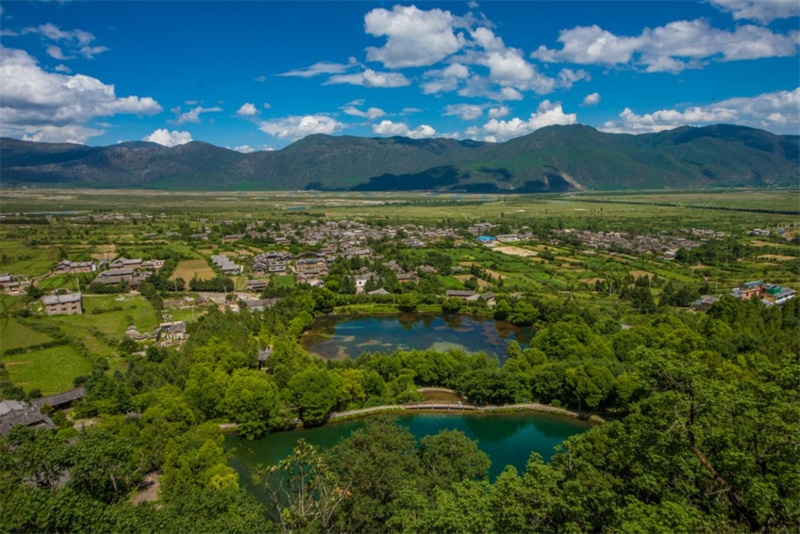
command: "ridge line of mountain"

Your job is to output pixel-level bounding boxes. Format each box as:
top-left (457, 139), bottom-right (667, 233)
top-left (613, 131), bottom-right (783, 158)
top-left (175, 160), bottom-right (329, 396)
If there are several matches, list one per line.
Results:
top-left (2, 123), bottom-right (797, 192)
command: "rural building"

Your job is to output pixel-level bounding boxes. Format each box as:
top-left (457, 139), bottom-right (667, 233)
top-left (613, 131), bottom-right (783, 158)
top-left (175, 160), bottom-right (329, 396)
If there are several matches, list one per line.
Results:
top-left (268, 261), bottom-right (287, 273)
top-left (55, 260), bottom-right (96, 274)
top-left (210, 254), bottom-right (242, 275)
top-left (0, 274), bottom-right (27, 294)
top-left (691, 296), bottom-right (720, 312)
top-left (446, 290), bottom-right (477, 300)
top-left (41, 293), bottom-right (83, 316)
top-left (157, 321), bottom-right (187, 343)
top-left (354, 273), bottom-right (378, 293)
top-left (730, 281), bottom-right (764, 300)
top-left (496, 234), bottom-right (520, 243)
top-left (246, 279), bottom-right (267, 292)
top-left (468, 292), bottom-right (496, 306)
top-left (31, 387), bottom-right (86, 411)
top-left (729, 281), bottom-right (796, 306)
top-left (92, 267), bottom-right (135, 285)
top-left (368, 288), bottom-right (391, 296)
top-left (240, 298), bottom-right (276, 312)
top-left (0, 400), bottom-right (56, 437)
top-left (110, 257), bottom-right (143, 269)
top-left (397, 272), bottom-right (418, 283)
top-left (295, 257), bottom-right (327, 273)
top-left (762, 284), bottom-right (796, 306)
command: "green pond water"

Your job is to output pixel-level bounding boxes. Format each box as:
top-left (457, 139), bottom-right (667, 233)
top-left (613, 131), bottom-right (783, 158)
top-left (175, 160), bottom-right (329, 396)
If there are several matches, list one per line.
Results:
top-left (301, 313), bottom-right (534, 362)
top-left (226, 412), bottom-right (591, 502)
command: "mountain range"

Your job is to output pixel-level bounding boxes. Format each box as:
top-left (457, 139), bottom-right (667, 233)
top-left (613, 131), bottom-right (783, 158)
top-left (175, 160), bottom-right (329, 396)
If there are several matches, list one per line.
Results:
top-left (1, 124), bottom-right (797, 192)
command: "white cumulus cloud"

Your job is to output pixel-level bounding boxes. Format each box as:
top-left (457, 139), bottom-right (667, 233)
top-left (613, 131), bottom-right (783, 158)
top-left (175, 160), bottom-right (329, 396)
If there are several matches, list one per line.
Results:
top-left (173, 106), bottom-right (222, 124)
top-left (582, 92), bottom-right (601, 106)
top-left (232, 144), bottom-right (274, 153)
top-left (258, 114), bottom-right (344, 140)
top-left (364, 5), bottom-right (466, 68)
top-left (343, 105), bottom-right (386, 120)
top-left (443, 103), bottom-right (484, 120)
top-left (236, 103), bottom-right (259, 117)
top-left (532, 19), bottom-right (799, 73)
top-left (45, 45), bottom-right (71, 60)
top-left (479, 100), bottom-right (577, 141)
top-left (708, 0), bottom-right (800, 23)
top-left (488, 105), bottom-right (510, 119)
top-left (373, 120), bottom-right (437, 139)
top-left (601, 87), bottom-right (800, 134)
top-left (144, 129), bottom-right (193, 147)
top-left (325, 68), bottom-right (410, 88)
top-left (0, 46), bottom-right (161, 143)
top-left (421, 63), bottom-right (471, 94)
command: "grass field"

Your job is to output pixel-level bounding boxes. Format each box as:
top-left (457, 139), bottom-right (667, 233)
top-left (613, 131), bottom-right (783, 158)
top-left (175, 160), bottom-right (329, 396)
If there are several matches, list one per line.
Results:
top-left (2, 345), bottom-right (92, 395)
top-left (0, 318), bottom-right (54, 352)
top-left (0, 295), bottom-right (24, 316)
top-left (274, 275), bottom-right (295, 288)
top-left (48, 295), bottom-right (160, 340)
top-left (171, 259), bottom-right (215, 281)
top-left (0, 241), bottom-right (58, 277)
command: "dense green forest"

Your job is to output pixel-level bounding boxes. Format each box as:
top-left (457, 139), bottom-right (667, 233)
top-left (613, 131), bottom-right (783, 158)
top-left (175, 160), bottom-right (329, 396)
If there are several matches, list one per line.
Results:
top-left (2, 285), bottom-right (798, 532)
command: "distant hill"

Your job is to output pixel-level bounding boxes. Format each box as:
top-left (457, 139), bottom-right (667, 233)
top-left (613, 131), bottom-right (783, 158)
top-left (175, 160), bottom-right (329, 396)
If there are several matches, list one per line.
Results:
top-left (2, 124), bottom-right (797, 192)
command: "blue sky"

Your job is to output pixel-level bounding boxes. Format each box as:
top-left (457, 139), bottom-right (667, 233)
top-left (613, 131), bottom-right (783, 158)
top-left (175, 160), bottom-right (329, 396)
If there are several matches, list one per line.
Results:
top-left (1, 1), bottom-right (798, 150)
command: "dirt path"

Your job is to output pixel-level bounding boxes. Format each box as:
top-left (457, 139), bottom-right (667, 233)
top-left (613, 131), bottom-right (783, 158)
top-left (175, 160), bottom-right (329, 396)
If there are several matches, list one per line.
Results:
top-left (132, 472), bottom-right (161, 505)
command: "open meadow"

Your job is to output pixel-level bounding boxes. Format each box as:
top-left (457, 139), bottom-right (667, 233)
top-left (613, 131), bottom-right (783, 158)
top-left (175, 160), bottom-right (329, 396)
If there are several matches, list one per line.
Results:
top-left (3, 345), bottom-right (92, 395)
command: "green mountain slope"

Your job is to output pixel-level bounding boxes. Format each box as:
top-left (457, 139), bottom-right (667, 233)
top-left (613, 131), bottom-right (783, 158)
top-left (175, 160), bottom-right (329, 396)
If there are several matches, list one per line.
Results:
top-left (1, 124), bottom-right (797, 191)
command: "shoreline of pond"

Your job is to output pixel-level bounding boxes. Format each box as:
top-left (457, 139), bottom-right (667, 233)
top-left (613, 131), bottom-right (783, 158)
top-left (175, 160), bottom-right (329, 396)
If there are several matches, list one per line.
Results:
top-left (219, 399), bottom-right (607, 436)
top-left (225, 408), bottom-right (598, 500)
top-left (300, 312), bottom-right (535, 361)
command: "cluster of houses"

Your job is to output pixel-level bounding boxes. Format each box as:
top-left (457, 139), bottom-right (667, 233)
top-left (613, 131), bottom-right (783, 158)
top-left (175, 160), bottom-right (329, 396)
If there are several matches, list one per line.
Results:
top-left (729, 281), bottom-right (796, 306)
top-left (244, 220), bottom-right (463, 249)
top-left (551, 229), bottom-right (706, 258)
top-left (210, 254), bottom-right (242, 275)
top-left (90, 258), bottom-right (164, 288)
top-left (0, 387), bottom-right (85, 437)
top-left (54, 257), bottom-right (166, 289)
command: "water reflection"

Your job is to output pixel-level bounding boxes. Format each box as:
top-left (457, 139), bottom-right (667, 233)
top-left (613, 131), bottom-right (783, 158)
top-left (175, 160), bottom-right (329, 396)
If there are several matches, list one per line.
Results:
top-left (302, 313), bottom-right (534, 362)
top-left (226, 412), bottom-right (592, 504)
top-left (463, 414), bottom-right (529, 443)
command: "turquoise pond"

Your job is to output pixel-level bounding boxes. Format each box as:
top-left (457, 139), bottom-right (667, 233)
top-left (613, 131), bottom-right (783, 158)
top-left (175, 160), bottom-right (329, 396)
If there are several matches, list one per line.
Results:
top-left (301, 313), bottom-right (534, 362)
top-left (225, 412), bottom-right (592, 502)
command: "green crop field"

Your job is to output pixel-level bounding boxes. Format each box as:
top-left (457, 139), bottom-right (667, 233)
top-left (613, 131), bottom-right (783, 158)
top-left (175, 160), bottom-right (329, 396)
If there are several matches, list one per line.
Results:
top-left (0, 318), bottom-right (54, 352)
top-left (2, 345), bottom-right (92, 395)
top-left (0, 295), bottom-right (24, 316)
top-left (274, 275), bottom-right (295, 288)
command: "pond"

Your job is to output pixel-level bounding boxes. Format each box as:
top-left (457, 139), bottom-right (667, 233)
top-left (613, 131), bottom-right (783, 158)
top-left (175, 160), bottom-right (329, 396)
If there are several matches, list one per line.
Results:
top-left (301, 313), bottom-right (533, 362)
top-left (226, 412), bottom-right (592, 503)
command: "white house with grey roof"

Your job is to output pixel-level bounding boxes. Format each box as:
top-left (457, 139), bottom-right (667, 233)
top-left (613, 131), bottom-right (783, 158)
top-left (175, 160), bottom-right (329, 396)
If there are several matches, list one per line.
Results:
top-left (41, 293), bottom-right (83, 316)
